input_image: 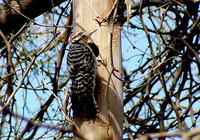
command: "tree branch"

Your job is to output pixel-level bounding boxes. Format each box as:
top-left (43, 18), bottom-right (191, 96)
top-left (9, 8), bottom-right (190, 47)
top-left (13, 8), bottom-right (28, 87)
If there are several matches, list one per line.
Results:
top-left (0, 0), bottom-right (68, 47)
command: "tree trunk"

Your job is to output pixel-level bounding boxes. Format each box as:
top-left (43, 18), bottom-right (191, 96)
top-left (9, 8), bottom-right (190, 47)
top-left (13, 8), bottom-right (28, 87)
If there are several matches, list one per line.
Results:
top-left (73, 0), bottom-right (123, 139)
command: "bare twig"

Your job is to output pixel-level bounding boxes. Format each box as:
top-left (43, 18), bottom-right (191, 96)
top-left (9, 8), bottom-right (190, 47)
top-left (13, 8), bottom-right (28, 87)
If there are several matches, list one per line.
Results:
top-left (121, 29), bottom-right (151, 57)
top-left (0, 33), bottom-right (59, 114)
top-left (2, 0), bottom-right (72, 29)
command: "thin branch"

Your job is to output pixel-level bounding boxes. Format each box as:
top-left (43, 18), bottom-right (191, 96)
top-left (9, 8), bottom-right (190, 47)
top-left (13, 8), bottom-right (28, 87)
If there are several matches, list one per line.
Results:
top-left (121, 28), bottom-right (151, 57)
top-left (0, 33), bottom-right (59, 114)
top-left (180, 37), bottom-right (200, 65)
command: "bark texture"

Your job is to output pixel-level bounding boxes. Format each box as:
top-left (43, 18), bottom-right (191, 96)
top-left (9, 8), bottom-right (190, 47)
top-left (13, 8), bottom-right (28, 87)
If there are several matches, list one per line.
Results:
top-left (0, 0), bottom-right (67, 47)
top-left (73, 0), bottom-right (123, 139)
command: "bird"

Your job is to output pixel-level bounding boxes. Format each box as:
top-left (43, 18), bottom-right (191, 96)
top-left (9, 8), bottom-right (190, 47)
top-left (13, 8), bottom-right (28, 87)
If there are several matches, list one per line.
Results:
top-left (67, 29), bottom-right (99, 120)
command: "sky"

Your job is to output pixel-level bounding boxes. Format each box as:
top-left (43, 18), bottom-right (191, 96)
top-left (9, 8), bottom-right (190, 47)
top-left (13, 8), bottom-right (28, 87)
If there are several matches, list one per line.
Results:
top-left (0, 0), bottom-right (199, 139)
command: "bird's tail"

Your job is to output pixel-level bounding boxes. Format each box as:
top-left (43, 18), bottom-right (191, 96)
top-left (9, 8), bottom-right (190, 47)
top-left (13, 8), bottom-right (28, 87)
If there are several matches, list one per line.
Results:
top-left (71, 92), bottom-right (99, 120)
top-left (70, 73), bottom-right (99, 120)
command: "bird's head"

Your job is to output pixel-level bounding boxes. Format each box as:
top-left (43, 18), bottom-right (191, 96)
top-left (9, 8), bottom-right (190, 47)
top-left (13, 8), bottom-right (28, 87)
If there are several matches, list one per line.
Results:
top-left (68, 29), bottom-right (97, 44)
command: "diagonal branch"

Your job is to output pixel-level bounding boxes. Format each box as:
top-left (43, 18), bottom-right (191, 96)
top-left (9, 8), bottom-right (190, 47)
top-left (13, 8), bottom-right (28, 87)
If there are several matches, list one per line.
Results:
top-left (0, 0), bottom-right (69, 47)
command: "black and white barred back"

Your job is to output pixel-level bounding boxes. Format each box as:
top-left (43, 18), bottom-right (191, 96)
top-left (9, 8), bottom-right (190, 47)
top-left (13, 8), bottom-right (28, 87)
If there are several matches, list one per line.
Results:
top-left (67, 30), bottom-right (99, 120)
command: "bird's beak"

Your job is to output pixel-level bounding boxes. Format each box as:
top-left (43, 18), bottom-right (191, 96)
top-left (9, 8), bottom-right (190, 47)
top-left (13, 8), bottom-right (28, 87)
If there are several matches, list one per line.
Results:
top-left (85, 29), bottom-right (98, 37)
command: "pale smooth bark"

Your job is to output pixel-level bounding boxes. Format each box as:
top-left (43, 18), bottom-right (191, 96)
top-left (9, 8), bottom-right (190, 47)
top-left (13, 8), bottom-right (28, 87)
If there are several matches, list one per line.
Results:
top-left (73, 0), bottom-right (123, 139)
